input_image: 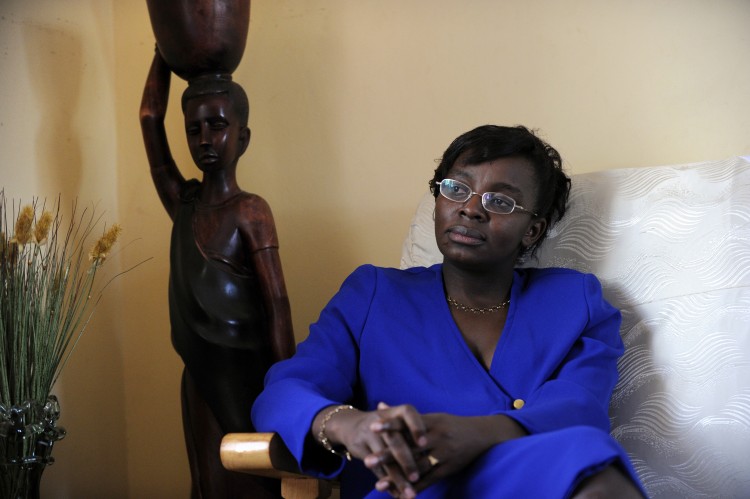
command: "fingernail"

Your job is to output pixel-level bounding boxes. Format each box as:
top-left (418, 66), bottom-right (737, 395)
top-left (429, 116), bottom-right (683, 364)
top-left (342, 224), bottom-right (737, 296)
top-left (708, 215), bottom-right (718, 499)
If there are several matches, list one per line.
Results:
top-left (405, 487), bottom-right (416, 499)
top-left (364, 456), bottom-right (379, 467)
top-left (409, 472), bottom-right (419, 482)
top-left (370, 421), bottom-right (383, 431)
top-left (417, 436), bottom-right (428, 447)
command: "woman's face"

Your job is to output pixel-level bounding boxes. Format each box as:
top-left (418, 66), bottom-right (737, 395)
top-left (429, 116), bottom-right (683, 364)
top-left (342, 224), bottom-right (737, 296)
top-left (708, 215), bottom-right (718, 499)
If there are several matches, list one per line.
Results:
top-left (434, 157), bottom-right (547, 271)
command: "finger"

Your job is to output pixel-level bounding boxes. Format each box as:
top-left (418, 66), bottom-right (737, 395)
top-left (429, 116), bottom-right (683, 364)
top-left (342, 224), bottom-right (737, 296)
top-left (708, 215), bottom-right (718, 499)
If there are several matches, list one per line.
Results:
top-left (361, 432), bottom-right (391, 479)
top-left (380, 428), bottom-right (421, 483)
top-left (410, 454), bottom-right (449, 495)
top-left (371, 402), bottom-right (394, 431)
top-left (394, 407), bottom-right (428, 448)
top-left (378, 463), bottom-right (417, 499)
top-left (363, 451), bottom-right (387, 479)
top-left (366, 444), bottom-right (419, 498)
top-left (375, 476), bottom-right (393, 493)
top-left (372, 403), bottom-right (428, 449)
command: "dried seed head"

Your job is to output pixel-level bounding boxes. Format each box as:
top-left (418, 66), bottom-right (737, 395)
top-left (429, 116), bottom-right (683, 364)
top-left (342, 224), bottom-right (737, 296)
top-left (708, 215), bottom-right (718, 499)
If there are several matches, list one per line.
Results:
top-left (15, 205), bottom-right (35, 245)
top-left (89, 223), bottom-right (122, 262)
top-left (34, 211), bottom-right (54, 244)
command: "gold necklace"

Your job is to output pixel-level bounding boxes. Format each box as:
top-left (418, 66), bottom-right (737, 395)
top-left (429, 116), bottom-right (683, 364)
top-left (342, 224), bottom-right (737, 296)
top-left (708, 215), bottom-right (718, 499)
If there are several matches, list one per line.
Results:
top-left (447, 295), bottom-right (510, 314)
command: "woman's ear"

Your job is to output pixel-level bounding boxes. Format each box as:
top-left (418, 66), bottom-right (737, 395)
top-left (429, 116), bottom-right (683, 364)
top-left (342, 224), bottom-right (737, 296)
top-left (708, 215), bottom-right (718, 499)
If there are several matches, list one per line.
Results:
top-left (522, 218), bottom-right (547, 248)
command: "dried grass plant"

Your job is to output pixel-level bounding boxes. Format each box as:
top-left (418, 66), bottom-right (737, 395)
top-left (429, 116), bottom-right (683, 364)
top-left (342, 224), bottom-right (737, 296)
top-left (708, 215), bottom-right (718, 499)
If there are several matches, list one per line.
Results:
top-left (0, 191), bottom-right (127, 407)
top-left (0, 190), bottom-right (146, 497)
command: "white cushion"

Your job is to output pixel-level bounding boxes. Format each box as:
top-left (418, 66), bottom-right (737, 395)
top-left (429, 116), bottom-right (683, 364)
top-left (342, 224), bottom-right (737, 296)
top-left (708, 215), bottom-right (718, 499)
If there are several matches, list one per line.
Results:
top-left (400, 157), bottom-right (750, 497)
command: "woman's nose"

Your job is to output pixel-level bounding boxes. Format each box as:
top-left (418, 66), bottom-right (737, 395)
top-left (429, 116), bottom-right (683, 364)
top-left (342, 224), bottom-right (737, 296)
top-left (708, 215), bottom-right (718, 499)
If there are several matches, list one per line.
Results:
top-left (460, 193), bottom-right (487, 219)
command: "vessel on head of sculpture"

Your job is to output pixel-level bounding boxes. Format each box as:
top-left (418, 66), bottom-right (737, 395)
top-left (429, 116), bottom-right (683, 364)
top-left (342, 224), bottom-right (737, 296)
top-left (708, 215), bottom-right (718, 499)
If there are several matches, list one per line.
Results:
top-left (146, 0), bottom-right (251, 82)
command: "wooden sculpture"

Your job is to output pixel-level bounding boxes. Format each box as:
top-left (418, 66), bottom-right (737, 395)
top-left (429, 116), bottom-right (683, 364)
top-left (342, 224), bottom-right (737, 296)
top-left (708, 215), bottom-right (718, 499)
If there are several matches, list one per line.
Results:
top-left (141, 2), bottom-right (295, 497)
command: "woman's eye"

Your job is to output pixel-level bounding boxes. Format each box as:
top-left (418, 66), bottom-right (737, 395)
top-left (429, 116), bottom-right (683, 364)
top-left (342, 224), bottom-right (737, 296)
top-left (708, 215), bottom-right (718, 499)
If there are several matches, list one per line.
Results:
top-left (489, 196), bottom-right (513, 208)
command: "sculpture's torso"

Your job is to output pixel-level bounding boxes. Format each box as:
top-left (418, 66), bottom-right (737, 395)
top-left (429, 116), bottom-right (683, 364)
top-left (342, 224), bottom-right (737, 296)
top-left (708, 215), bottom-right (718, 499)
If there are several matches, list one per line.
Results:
top-left (168, 181), bottom-right (274, 432)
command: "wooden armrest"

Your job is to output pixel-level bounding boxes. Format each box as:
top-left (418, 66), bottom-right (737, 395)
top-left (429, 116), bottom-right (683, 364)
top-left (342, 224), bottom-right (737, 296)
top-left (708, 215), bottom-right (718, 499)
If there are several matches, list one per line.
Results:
top-left (220, 432), bottom-right (335, 499)
top-left (220, 432), bottom-right (303, 479)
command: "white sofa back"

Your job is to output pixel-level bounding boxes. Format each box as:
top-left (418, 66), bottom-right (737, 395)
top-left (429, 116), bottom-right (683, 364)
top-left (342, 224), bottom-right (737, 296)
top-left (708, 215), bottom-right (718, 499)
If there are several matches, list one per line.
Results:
top-left (400, 157), bottom-right (750, 498)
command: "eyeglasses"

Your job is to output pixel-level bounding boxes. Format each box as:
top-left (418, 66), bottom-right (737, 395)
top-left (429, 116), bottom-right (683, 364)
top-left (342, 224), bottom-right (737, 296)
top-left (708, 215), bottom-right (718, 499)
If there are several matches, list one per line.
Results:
top-left (436, 178), bottom-right (538, 216)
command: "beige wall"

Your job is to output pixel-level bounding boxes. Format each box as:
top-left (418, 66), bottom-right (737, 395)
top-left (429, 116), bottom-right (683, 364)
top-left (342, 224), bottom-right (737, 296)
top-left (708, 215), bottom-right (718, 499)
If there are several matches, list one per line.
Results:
top-left (1, 0), bottom-right (748, 496)
top-left (1, 1), bottom-right (134, 497)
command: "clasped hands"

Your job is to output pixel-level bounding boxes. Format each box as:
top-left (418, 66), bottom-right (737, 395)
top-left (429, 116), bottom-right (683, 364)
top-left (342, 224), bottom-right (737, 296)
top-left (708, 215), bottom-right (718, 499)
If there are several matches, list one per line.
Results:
top-left (327, 402), bottom-right (498, 499)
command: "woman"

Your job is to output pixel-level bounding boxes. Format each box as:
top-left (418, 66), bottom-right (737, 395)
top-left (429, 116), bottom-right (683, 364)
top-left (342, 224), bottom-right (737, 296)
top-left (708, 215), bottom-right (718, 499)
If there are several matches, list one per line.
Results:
top-left (252, 125), bottom-right (645, 498)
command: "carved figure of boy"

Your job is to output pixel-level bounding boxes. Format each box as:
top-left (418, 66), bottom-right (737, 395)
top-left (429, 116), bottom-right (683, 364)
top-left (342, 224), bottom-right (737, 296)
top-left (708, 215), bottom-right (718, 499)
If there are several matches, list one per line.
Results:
top-left (140, 51), bottom-right (295, 498)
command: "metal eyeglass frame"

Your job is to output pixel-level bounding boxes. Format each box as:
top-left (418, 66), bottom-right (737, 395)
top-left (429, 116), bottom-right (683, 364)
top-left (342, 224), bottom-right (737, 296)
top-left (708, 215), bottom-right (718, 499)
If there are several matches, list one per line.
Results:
top-left (436, 179), bottom-right (538, 216)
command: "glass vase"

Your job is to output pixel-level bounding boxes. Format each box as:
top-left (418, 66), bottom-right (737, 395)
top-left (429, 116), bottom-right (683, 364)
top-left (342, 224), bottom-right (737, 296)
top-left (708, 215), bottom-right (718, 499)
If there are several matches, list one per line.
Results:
top-left (0, 396), bottom-right (66, 499)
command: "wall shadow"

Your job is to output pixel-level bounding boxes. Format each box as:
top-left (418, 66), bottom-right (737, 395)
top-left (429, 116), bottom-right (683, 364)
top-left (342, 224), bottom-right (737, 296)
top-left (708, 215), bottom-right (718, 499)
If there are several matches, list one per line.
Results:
top-left (22, 19), bottom-right (130, 498)
top-left (22, 21), bottom-right (83, 198)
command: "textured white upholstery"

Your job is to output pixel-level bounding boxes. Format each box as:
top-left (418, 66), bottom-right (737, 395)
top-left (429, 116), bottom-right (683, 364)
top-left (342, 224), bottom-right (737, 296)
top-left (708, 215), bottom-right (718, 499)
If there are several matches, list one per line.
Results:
top-left (400, 157), bottom-right (750, 498)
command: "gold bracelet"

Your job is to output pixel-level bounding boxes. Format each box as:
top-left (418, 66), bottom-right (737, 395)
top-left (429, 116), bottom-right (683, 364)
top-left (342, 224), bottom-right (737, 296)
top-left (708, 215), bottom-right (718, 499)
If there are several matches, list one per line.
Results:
top-left (317, 404), bottom-right (355, 461)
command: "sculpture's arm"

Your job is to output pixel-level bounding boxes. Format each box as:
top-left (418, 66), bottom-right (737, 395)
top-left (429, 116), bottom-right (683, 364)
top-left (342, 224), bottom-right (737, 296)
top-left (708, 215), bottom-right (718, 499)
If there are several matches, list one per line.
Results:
top-left (253, 246), bottom-right (296, 362)
top-left (139, 50), bottom-right (185, 220)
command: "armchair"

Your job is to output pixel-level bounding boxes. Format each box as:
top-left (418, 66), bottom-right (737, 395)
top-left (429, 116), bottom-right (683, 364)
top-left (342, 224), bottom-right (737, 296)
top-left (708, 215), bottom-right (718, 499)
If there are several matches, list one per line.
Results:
top-left (221, 432), bottom-right (335, 499)
top-left (221, 156), bottom-right (750, 498)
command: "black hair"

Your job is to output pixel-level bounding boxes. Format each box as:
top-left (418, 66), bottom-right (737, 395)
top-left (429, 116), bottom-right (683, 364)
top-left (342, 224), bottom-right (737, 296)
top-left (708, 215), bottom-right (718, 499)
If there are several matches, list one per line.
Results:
top-left (181, 74), bottom-right (250, 127)
top-left (430, 124), bottom-right (571, 259)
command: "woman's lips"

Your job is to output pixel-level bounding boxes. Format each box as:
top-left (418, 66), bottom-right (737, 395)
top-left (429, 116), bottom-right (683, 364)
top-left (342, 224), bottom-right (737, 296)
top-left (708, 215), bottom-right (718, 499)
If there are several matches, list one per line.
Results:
top-left (447, 225), bottom-right (485, 245)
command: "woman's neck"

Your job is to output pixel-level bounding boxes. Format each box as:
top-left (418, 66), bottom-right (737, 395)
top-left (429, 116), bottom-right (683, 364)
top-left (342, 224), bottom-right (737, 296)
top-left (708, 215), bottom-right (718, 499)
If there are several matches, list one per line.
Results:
top-left (441, 262), bottom-right (515, 307)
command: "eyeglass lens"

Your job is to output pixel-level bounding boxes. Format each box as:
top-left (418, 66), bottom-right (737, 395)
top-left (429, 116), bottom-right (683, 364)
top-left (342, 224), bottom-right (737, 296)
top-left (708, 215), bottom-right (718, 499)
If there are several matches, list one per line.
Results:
top-left (439, 179), bottom-right (519, 215)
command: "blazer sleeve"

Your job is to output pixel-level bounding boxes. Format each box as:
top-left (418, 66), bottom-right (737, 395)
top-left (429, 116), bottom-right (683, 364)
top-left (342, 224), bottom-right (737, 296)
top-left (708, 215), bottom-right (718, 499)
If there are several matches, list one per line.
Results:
top-left (251, 265), bottom-right (376, 477)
